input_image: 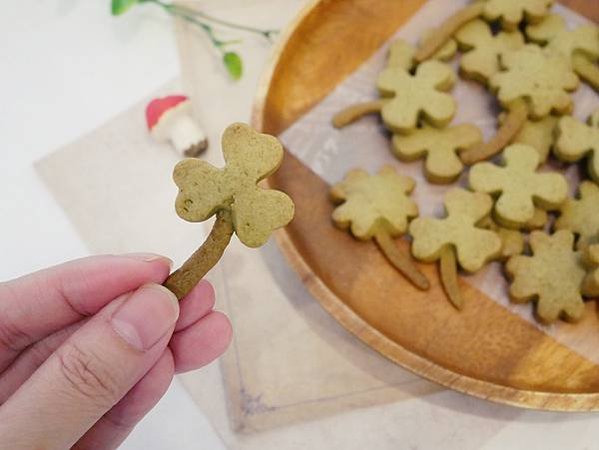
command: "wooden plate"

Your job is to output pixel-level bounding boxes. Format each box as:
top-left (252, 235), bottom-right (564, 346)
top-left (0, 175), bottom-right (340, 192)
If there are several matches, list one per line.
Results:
top-left (252, 0), bottom-right (599, 411)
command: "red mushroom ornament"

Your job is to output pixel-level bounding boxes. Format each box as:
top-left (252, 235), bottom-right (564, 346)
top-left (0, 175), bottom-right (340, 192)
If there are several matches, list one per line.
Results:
top-left (146, 95), bottom-right (208, 157)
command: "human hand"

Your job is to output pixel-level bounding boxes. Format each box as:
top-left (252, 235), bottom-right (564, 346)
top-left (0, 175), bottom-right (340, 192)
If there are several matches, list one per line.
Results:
top-left (0, 254), bottom-right (232, 449)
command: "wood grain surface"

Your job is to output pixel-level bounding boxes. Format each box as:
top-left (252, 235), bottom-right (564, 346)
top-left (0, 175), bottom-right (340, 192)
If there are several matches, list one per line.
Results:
top-left (253, 0), bottom-right (599, 410)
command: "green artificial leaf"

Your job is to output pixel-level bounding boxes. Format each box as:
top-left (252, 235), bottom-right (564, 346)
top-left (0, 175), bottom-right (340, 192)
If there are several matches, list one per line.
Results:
top-left (112, 0), bottom-right (139, 16)
top-left (223, 52), bottom-right (243, 80)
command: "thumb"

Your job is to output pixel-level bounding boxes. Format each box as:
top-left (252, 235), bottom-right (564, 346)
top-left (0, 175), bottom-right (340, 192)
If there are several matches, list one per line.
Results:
top-left (0, 283), bottom-right (179, 450)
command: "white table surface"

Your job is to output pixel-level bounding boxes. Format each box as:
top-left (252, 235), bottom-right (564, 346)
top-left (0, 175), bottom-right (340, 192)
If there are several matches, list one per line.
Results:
top-left (5, 2), bottom-right (599, 450)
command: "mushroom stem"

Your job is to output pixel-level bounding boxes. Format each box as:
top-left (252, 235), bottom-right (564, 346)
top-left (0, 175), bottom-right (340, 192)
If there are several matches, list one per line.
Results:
top-left (414, 2), bottom-right (484, 63)
top-left (164, 209), bottom-right (234, 300)
top-left (440, 246), bottom-right (464, 310)
top-left (572, 53), bottom-right (599, 92)
top-left (332, 99), bottom-right (388, 128)
top-left (460, 100), bottom-right (528, 165)
top-left (170, 114), bottom-right (208, 157)
top-left (374, 231), bottom-right (430, 290)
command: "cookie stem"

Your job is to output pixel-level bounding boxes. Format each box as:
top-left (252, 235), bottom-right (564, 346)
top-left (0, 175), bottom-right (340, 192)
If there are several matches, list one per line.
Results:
top-left (332, 99), bottom-right (387, 128)
top-left (440, 246), bottom-right (464, 310)
top-left (164, 209), bottom-right (234, 300)
top-left (460, 100), bottom-right (528, 165)
top-left (572, 53), bottom-right (599, 92)
top-left (414, 2), bottom-right (484, 63)
top-left (374, 231), bottom-right (430, 290)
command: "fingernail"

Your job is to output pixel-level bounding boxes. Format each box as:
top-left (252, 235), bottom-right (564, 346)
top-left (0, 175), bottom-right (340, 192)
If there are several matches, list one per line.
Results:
top-left (122, 253), bottom-right (173, 268)
top-left (111, 284), bottom-right (180, 351)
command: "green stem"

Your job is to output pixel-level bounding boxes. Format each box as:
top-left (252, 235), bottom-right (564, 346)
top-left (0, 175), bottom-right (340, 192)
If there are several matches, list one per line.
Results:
top-left (172, 4), bottom-right (278, 42)
top-left (172, 9), bottom-right (227, 50)
top-left (147, 0), bottom-right (226, 50)
top-left (146, 0), bottom-right (276, 43)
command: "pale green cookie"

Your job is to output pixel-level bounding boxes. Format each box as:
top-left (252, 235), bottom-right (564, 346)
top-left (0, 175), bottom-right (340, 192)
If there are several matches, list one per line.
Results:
top-left (421, 29), bottom-right (458, 62)
top-left (582, 244), bottom-right (599, 297)
top-left (409, 188), bottom-right (501, 272)
top-left (555, 181), bottom-right (599, 250)
top-left (479, 216), bottom-right (524, 260)
top-left (490, 45), bottom-right (579, 119)
top-left (554, 110), bottom-right (599, 183)
top-left (387, 35), bottom-right (456, 71)
top-left (455, 19), bottom-right (524, 83)
top-left (526, 14), bottom-right (599, 63)
top-left (482, 0), bottom-right (554, 31)
top-left (500, 114), bottom-right (558, 163)
top-left (377, 60), bottom-right (456, 133)
top-left (469, 144), bottom-right (568, 228)
top-left (387, 39), bottom-right (416, 71)
top-left (330, 166), bottom-right (418, 240)
top-left (392, 123), bottom-right (482, 184)
top-left (173, 123), bottom-right (295, 248)
top-left (506, 230), bottom-right (585, 323)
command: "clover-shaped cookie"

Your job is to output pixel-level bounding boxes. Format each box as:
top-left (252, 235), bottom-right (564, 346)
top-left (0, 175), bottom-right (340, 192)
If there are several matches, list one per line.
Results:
top-left (506, 230), bottom-right (586, 323)
top-left (388, 35), bottom-right (456, 71)
top-left (469, 144), bottom-right (567, 228)
top-left (414, 2), bottom-right (486, 62)
top-left (455, 19), bottom-right (524, 84)
top-left (410, 188), bottom-right (501, 309)
top-left (392, 123), bottom-right (482, 184)
top-left (527, 14), bottom-right (599, 89)
top-left (582, 243), bottom-right (599, 297)
top-left (555, 181), bottom-right (599, 250)
top-left (461, 45), bottom-right (579, 164)
top-left (414, 0), bottom-right (551, 62)
top-left (421, 30), bottom-right (457, 62)
top-left (386, 39), bottom-right (416, 71)
top-left (333, 61), bottom-right (456, 132)
top-left (502, 115), bottom-right (558, 164)
top-left (333, 41), bottom-right (456, 130)
top-left (554, 110), bottom-right (599, 183)
top-left (331, 166), bottom-right (429, 290)
top-left (376, 61), bottom-right (456, 133)
top-left (491, 45), bottom-right (579, 118)
top-left (482, 0), bottom-right (554, 31)
top-left (164, 123), bottom-right (295, 299)
top-left (479, 216), bottom-right (524, 260)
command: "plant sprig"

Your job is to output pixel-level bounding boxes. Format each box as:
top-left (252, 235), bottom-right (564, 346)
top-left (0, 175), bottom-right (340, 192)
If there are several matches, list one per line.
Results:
top-left (111, 0), bottom-right (278, 80)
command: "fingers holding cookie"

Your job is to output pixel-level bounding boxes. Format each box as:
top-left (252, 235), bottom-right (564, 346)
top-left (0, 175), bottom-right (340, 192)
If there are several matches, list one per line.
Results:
top-left (166, 124), bottom-right (294, 299)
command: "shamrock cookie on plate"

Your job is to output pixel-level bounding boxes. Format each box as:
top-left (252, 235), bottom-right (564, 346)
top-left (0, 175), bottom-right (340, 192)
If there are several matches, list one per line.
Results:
top-left (555, 181), bottom-right (599, 250)
top-left (455, 19), bottom-right (524, 84)
top-left (461, 45), bottom-right (579, 164)
top-left (469, 144), bottom-right (568, 229)
top-left (506, 230), bottom-right (586, 323)
top-left (582, 243), bottom-right (599, 297)
top-left (500, 114), bottom-right (558, 164)
top-left (554, 109), bottom-right (599, 183)
top-left (331, 166), bottom-right (429, 290)
top-left (333, 39), bottom-right (456, 132)
top-left (527, 14), bottom-right (599, 90)
top-left (409, 188), bottom-right (501, 309)
top-left (415, 0), bottom-right (553, 62)
top-left (392, 123), bottom-right (482, 184)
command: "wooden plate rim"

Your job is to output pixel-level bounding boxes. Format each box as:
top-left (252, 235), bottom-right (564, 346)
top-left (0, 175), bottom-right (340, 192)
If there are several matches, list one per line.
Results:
top-left (251, 0), bottom-right (599, 411)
